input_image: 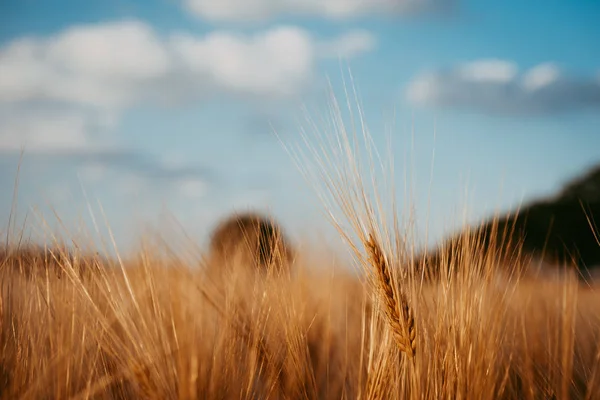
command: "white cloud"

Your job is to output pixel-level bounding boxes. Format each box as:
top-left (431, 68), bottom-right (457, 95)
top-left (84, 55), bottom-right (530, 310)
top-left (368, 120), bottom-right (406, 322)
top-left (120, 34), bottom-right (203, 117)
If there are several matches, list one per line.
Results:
top-left (171, 26), bottom-right (314, 96)
top-left (0, 20), bottom-right (375, 155)
top-left (316, 30), bottom-right (377, 59)
top-left (405, 71), bottom-right (438, 105)
top-left (0, 21), bottom-right (168, 109)
top-left (0, 20), bottom-right (375, 110)
top-left (406, 60), bottom-right (600, 115)
top-left (522, 63), bottom-right (560, 92)
top-left (47, 21), bottom-right (171, 81)
top-left (0, 109), bottom-right (112, 153)
top-left (182, 0), bottom-right (453, 22)
top-left (457, 59), bottom-right (517, 84)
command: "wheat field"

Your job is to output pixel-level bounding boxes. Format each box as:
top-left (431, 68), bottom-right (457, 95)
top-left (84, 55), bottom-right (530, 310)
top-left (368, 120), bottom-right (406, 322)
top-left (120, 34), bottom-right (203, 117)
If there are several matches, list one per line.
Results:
top-left (2, 218), bottom-right (600, 399)
top-left (2, 90), bottom-right (600, 399)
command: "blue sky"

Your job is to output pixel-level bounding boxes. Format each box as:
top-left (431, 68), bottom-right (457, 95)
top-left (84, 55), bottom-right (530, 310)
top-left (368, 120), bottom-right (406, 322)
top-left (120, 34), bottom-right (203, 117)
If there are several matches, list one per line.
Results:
top-left (1, 0), bottom-right (599, 254)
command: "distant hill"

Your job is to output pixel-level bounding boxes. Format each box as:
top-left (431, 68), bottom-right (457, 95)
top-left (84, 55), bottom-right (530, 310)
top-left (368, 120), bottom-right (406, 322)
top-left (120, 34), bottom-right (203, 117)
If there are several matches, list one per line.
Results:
top-left (422, 164), bottom-right (600, 279)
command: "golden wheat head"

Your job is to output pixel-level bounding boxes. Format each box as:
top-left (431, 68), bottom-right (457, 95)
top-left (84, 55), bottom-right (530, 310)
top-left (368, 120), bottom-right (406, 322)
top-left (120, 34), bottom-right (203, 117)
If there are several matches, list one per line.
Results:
top-left (365, 234), bottom-right (416, 358)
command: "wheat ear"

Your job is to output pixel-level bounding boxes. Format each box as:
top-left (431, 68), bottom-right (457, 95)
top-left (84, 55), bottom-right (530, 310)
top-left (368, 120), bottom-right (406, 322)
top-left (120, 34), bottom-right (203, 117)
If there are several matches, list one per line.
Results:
top-left (365, 234), bottom-right (416, 358)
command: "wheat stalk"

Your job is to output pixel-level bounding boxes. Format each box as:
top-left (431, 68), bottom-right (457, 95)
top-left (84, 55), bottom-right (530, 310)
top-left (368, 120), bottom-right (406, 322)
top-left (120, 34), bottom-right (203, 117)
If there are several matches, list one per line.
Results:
top-left (365, 234), bottom-right (416, 358)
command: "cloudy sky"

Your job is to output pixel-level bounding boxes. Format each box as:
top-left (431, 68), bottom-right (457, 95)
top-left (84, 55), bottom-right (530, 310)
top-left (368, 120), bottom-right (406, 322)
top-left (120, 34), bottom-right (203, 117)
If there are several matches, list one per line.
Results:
top-left (1, 0), bottom-right (599, 253)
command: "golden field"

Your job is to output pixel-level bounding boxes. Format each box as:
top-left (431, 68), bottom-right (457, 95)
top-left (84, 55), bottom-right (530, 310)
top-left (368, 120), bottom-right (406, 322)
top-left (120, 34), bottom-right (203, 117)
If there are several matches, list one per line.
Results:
top-left (2, 218), bottom-right (600, 400)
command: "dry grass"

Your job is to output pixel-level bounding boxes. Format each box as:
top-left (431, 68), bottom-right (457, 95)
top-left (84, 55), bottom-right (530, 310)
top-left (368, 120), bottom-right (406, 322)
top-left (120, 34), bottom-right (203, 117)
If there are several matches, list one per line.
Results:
top-left (3, 227), bottom-right (600, 399)
top-left (0, 237), bottom-right (370, 399)
top-left (2, 83), bottom-right (600, 399)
